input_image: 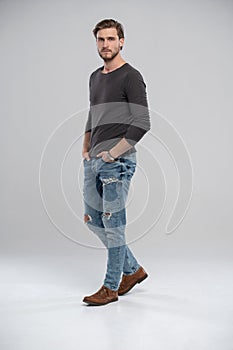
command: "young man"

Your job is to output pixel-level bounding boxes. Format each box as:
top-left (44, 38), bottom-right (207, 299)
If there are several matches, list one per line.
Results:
top-left (82, 19), bottom-right (150, 306)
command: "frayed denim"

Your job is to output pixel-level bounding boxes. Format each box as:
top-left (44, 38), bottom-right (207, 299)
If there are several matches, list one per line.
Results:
top-left (83, 153), bottom-right (140, 290)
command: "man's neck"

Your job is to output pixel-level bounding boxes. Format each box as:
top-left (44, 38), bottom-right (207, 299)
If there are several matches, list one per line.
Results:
top-left (102, 55), bottom-right (126, 74)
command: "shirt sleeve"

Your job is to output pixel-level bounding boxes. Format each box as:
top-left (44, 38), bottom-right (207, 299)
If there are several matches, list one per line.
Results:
top-left (123, 70), bottom-right (151, 145)
top-left (85, 109), bottom-right (92, 133)
top-left (84, 75), bottom-right (93, 133)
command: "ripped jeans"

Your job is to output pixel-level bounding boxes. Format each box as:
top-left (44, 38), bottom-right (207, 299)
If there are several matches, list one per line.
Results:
top-left (83, 153), bottom-right (140, 291)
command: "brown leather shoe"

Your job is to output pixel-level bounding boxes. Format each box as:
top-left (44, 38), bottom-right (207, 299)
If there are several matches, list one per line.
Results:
top-left (118, 266), bottom-right (148, 296)
top-left (83, 285), bottom-right (118, 306)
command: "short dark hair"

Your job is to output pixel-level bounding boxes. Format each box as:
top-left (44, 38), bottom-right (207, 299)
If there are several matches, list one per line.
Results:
top-left (93, 19), bottom-right (124, 39)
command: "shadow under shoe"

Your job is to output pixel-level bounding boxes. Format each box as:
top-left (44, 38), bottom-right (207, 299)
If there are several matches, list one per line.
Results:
top-left (83, 285), bottom-right (118, 306)
top-left (118, 266), bottom-right (148, 296)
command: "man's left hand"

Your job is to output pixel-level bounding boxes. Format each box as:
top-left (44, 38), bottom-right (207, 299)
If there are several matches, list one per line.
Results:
top-left (97, 151), bottom-right (115, 162)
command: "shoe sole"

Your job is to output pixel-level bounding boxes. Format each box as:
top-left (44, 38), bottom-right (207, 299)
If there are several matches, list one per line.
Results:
top-left (118, 273), bottom-right (148, 296)
top-left (83, 298), bottom-right (118, 306)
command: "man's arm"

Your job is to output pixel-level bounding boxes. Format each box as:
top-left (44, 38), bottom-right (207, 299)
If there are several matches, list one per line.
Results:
top-left (82, 131), bottom-right (91, 161)
top-left (97, 137), bottom-right (132, 162)
top-left (123, 70), bottom-right (150, 145)
top-left (109, 138), bottom-right (132, 158)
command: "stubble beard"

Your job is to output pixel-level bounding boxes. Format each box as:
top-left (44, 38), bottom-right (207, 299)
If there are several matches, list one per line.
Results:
top-left (98, 48), bottom-right (120, 62)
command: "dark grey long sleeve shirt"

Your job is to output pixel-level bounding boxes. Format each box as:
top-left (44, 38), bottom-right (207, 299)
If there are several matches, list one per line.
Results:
top-left (85, 62), bottom-right (150, 157)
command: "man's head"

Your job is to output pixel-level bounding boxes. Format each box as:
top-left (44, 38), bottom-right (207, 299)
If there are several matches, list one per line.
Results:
top-left (93, 19), bottom-right (125, 62)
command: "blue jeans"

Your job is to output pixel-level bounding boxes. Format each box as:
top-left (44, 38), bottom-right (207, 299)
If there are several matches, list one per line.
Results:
top-left (83, 153), bottom-right (140, 291)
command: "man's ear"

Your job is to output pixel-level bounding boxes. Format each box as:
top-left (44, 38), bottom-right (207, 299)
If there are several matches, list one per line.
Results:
top-left (120, 37), bottom-right (124, 50)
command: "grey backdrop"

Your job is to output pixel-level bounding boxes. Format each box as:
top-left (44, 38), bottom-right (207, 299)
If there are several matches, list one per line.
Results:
top-left (1, 0), bottom-right (233, 349)
top-left (1, 0), bottom-right (232, 257)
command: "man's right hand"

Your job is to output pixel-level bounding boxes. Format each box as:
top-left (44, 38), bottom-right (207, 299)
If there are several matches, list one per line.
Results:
top-left (82, 151), bottom-right (90, 161)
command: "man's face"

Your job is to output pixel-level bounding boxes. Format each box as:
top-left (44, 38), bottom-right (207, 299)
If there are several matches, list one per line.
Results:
top-left (96, 27), bottom-right (124, 62)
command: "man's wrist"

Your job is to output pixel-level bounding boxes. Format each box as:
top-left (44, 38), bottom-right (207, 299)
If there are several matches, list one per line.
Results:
top-left (107, 151), bottom-right (118, 161)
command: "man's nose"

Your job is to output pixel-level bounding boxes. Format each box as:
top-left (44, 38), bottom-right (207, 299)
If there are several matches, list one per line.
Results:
top-left (103, 39), bottom-right (109, 47)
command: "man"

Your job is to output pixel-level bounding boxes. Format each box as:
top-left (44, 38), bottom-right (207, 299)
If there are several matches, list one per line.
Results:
top-left (82, 19), bottom-right (150, 306)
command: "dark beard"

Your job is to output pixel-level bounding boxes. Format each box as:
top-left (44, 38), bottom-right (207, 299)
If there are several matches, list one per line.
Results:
top-left (98, 49), bottom-right (120, 62)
